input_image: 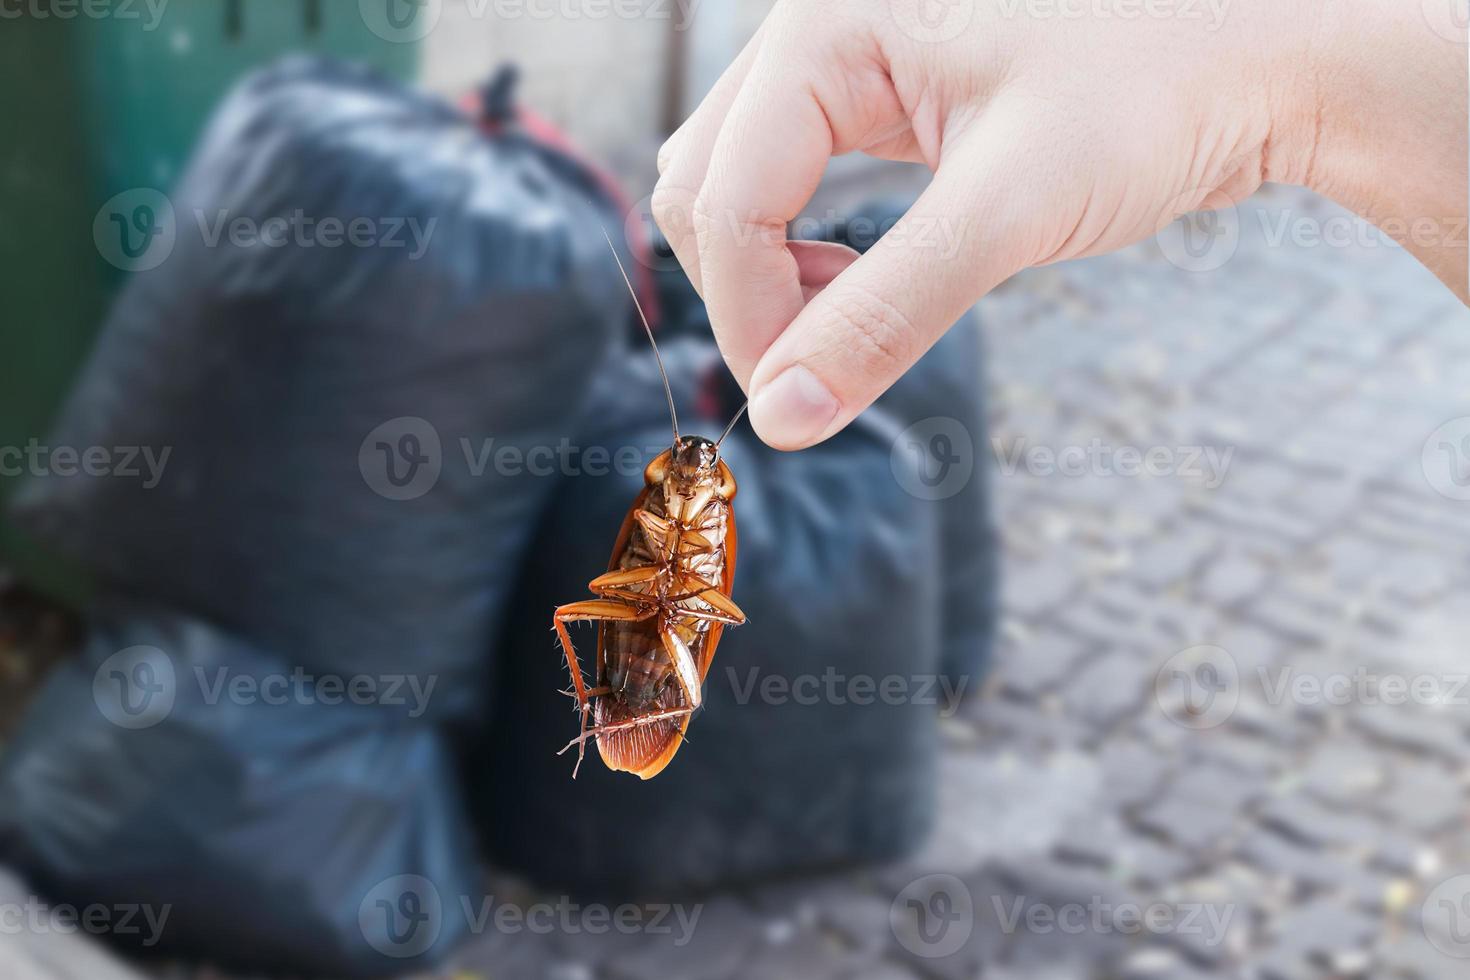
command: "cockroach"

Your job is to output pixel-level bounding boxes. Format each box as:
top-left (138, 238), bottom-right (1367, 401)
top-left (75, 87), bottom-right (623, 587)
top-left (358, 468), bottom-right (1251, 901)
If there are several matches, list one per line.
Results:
top-left (553, 229), bottom-right (747, 780)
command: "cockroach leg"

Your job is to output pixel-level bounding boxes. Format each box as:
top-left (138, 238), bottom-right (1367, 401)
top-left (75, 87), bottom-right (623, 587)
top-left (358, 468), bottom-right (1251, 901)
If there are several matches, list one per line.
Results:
top-left (674, 608), bottom-right (744, 627)
top-left (634, 509), bottom-right (671, 539)
top-left (558, 684), bottom-right (613, 703)
top-left (660, 628), bottom-right (703, 709)
top-left (678, 529), bottom-right (716, 555)
top-left (691, 587), bottom-right (746, 624)
top-left (556, 705), bottom-right (696, 756)
top-left (588, 565), bottom-right (660, 593)
top-left (668, 571), bottom-right (747, 624)
top-left (553, 600), bottom-right (656, 777)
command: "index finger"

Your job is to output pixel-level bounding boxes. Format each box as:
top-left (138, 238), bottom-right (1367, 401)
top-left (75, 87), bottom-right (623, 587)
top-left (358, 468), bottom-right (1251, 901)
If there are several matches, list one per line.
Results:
top-left (693, 44), bottom-right (833, 389)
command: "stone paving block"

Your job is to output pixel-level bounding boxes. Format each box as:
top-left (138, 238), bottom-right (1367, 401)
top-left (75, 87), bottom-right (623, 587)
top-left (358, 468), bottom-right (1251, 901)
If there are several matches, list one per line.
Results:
top-left (1251, 899), bottom-right (1378, 980)
top-left (1057, 602), bottom-right (1140, 648)
top-left (1095, 737), bottom-right (1174, 809)
top-left (1165, 763), bottom-right (1268, 813)
top-left (1210, 623), bottom-right (1284, 692)
top-left (987, 860), bottom-right (1137, 972)
top-left (1118, 947), bottom-right (1219, 980)
top-left (1297, 742), bottom-right (1388, 806)
top-left (1062, 655), bottom-right (1149, 730)
top-left (1132, 796), bottom-right (1241, 854)
top-left (1367, 833), bottom-right (1441, 880)
top-left (1257, 794), bottom-right (1385, 850)
top-left (847, 963), bottom-right (926, 980)
top-left (1382, 554), bottom-right (1457, 606)
top-left (603, 898), bottom-right (764, 980)
top-left (1130, 532), bottom-right (1218, 591)
top-left (971, 698), bottom-right (1089, 752)
top-left (1351, 705), bottom-right (1470, 767)
top-left (1375, 764), bottom-right (1467, 836)
top-left (816, 891), bottom-right (893, 957)
top-left (1053, 811), bottom-right (1195, 890)
top-left (1234, 828), bottom-right (1343, 894)
top-left (1194, 494), bottom-right (1321, 550)
top-left (995, 631), bottom-right (1092, 701)
top-left (1153, 869), bottom-right (1262, 966)
top-left (1197, 552), bottom-right (1271, 607)
top-left (1220, 693), bottom-right (1320, 750)
top-left (893, 752), bottom-right (1104, 887)
top-left (1003, 561), bottom-right (1083, 619)
top-left (886, 866), bottom-right (1012, 980)
top-left (1246, 591), bottom-right (1350, 647)
top-left (1374, 934), bottom-right (1469, 980)
top-left (732, 927), bottom-right (864, 980)
top-left (1192, 735), bottom-right (1283, 779)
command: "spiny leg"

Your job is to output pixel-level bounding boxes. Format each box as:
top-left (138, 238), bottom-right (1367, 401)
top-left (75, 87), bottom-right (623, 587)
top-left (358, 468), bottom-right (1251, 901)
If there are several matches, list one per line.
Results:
top-left (670, 571), bottom-right (748, 624)
top-left (588, 565), bottom-right (660, 592)
top-left (690, 586), bottom-right (746, 624)
top-left (557, 705), bottom-right (696, 755)
top-left (673, 607), bottom-right (744, 627)
top-left (555, 629), bottom-right (703, 760)
top-left (553, 599), bottom-right (654, 777)
top-left (589, 565), bottom-right (665, 606)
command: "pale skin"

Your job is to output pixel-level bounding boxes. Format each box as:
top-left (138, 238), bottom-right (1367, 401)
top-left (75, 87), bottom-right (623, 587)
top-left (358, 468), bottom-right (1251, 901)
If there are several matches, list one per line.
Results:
top-left (653, 0), bottom-right (1469, 451)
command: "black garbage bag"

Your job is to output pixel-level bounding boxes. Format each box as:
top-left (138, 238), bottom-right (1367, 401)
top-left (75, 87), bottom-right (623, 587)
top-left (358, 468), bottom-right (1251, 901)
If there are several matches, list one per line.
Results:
top-left (8, 58), bottom-right (627, 722)
top-left (470, 337), bottom-right (947, 893)
top-left (807, 196), bottom-right (999, 690)
top-left (0, 602), bottom-right (481, 978)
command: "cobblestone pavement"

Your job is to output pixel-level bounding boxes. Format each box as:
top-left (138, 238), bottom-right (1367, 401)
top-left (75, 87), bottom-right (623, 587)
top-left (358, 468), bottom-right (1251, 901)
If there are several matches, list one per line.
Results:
top-left (50, 185), bottom-right (1470, 980)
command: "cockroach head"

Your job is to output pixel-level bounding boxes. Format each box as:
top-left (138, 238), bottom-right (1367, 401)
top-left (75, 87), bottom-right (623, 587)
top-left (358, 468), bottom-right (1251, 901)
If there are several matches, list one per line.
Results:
top-left (673, 435), bottom-right (719, 474)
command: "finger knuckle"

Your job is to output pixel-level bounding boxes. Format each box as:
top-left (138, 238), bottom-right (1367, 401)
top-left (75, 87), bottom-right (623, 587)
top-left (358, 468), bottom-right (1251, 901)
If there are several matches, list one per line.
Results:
top-left (656, 135), bottom-right (678, 177)
top-left (651, 180), bottom-right (696, 241)
top-left (693, 192), bottom-right (786, 256)
top-left (830, 285), bottom-right (918, 375)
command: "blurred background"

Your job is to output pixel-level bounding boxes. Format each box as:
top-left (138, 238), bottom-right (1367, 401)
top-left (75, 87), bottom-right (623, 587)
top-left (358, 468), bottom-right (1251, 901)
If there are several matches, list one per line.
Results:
top-left (1, 2), bottom-right (1468, 979)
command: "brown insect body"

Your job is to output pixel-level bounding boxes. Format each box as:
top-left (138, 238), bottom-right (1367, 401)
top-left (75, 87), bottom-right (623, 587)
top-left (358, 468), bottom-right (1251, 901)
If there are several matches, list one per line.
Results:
top-left (554, 436), bottom-right (743, 779)
top-left (553, 232), bottom-right (747, 779)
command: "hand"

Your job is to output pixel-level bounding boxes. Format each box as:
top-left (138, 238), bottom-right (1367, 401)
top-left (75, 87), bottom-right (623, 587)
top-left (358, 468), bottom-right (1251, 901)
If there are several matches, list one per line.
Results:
top-left (654, 0), bottom-right (1468, 450)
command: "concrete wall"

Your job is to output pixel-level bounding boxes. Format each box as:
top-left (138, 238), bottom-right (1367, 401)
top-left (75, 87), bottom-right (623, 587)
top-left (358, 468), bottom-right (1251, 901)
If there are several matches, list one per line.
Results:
top-left (421, 0), bottom-right (776, 188)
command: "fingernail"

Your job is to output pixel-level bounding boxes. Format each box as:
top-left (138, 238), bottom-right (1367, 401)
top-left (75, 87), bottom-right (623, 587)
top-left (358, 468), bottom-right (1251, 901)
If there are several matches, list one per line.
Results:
top-left (748, 364), bottom-right (840, 450)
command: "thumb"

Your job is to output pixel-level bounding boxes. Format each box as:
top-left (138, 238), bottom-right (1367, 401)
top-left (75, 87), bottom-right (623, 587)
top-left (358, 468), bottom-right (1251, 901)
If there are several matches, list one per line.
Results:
top-left (747, 123), bottom-right (1043, 450)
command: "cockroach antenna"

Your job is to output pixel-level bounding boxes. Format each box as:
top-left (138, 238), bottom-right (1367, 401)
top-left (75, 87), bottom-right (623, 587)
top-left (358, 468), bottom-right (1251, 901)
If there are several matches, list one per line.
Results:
top-left (599, 223), bottom-right (679, 447)
top-left (715, 400), bottom-right (748, 451)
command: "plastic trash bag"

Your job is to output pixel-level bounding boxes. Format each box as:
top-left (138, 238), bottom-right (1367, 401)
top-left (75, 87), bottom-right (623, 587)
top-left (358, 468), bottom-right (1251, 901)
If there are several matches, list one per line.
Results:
top-left (0, 601), bottom-right (480, 978)
top-left (9, 58), bottom-right (628, 722)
